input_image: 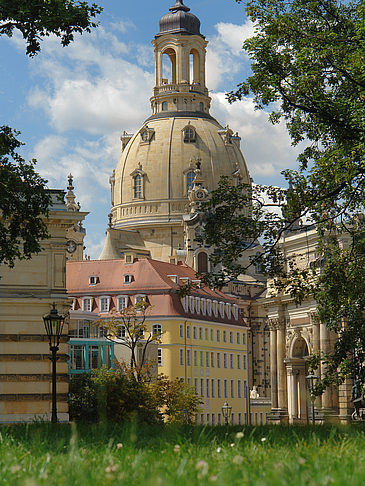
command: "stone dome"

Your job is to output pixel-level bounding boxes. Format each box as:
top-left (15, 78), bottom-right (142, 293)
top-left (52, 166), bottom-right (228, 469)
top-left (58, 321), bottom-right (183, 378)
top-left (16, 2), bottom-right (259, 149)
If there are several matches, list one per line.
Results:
top-left (111, 113), bottom-right (250, 231)
top-left (158, 1), bottom-right (201, 36)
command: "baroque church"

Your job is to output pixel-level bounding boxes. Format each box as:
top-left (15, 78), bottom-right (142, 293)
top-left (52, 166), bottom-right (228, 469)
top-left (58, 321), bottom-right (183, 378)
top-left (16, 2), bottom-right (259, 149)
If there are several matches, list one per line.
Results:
top-left (95, 0), bottom-right (352, 423)
top-left (0, 0), bottom-right (353, 424)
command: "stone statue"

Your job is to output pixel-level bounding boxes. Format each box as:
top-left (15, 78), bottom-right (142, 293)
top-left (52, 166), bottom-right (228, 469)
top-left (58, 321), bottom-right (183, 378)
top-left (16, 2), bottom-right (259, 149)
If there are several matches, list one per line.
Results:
top-left (250, 386), bottom-right (260, 399)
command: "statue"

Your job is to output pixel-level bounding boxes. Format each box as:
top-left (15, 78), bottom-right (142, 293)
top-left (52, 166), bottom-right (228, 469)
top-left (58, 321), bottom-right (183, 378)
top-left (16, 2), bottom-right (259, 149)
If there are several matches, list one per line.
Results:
top-left (250, 386), bottom-right (260, 399)
top-left (351, 379), bottom-right (365, 421)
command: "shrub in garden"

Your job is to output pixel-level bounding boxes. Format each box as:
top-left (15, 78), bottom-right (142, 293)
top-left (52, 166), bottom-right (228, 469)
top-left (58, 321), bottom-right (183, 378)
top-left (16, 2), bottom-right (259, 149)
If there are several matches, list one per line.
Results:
top-left (69, 366), bottom-right (162, 424)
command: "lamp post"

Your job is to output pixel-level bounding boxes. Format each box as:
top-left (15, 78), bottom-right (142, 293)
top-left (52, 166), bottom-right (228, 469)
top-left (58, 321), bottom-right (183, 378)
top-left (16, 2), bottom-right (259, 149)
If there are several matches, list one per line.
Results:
top-left (306, 373), bottom-right (319, 425)
top-left (43, 304), bottom-right (65, 423)
top-left (222, 401), bottom-right (232, 426)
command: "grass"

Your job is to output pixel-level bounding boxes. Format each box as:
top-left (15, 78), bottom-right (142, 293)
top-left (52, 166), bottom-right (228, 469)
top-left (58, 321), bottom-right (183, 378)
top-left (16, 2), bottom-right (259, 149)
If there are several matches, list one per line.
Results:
top-left (1, 423), bottom-right (365, 485)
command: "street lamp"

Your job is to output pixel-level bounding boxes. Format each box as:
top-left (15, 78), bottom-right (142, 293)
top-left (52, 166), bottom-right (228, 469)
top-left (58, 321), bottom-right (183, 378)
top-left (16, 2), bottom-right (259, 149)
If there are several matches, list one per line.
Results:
top-left (222, 401), bottom-right (232, 426)
top-left (43, 304), bottom-right (65, 423)
top-left (306, 373), bottom-right (319, 425)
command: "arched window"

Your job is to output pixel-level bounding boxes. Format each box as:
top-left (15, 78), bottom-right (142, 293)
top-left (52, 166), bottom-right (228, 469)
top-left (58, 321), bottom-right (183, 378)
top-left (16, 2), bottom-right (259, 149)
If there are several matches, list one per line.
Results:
top-left (189, 49), bottom-right (200, 85)
top-left (199, 102), bottom-right (204, 112)
top-left (197, 252), bottom-right (208, 273)
top-left (186, 170), bottom-right (195, 192)
top-left (162, 48), bottom-right (177, 84)
top-left (162, 101), bottom-right (168, 111)
top-left (183, 125), bottom-right (196, 143)
top-left (134, 174), bottom-right (142, 198)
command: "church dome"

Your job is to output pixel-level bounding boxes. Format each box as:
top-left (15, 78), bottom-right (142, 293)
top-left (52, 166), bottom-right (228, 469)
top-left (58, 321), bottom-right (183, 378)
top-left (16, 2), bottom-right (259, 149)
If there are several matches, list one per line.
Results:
top-left (158, 1), bottom-right (201, 36)
top-left (104, 1), bottom-right (251, 263)
top-left (111, 114), bottom-right (250, 231)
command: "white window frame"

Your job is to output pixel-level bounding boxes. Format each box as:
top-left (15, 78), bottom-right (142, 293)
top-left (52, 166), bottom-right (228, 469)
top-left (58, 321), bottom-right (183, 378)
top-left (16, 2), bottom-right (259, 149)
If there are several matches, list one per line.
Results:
top-left (179, 348), bottom-right (184, 366)
top-left (179, 324), bottom-right (184, 338)
top-left (233, 304), bottom-right (239, 320)
top-left (189, 296), bottom-right (195, 313)
top-left (186, 325), bottom-right (190, 339)
top-left (193, 326), bottom-right (197, 339)
top-left (152, 323), bottom-right (162, 337)
top-left (99, 296), bottom-right (110, 313)
top-left (89, 275), bottom-right (97, 286)
top-left (118, 324), bottom-right (127, 339)
top-left (187, 349), bottom-right (191, 366)
top-left (223, 330), bottom-right (227, 343)
top-left (236, 332), bottom-right (240, 344)
top-left (117, 295), bottom-right (128, 312)
top-left (225, 303), bottom-right (231, 318)
top-left (82, 296), bottom-right (92, 312)
top-left (219, 302), bottom-right (225, 318)
top-left (212, 300), bottom-right (218, 317)
top-left (157, 348), bottom-right (163, 366)
top-left (216, 329), bottom-right (220, 342)
top-left (135, 294), bottom-right (147, 305)
top-left (217, 352), bottom-right (221, 368)
top-left (124, 274), bottom-right (133, 284)
top-left (201, 298), bottom-right (206, 315)
top-left (195, 297), bottom-right (201, 314)
top-left (229, 331), bottom-right (233, 343)
top-left (207, 300), bottom-right (212, 316)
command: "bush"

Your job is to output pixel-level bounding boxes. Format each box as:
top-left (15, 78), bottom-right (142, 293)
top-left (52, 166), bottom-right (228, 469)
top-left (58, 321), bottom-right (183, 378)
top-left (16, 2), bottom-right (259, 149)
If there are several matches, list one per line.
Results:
top-left (69, 367), bottom-right (163, 424)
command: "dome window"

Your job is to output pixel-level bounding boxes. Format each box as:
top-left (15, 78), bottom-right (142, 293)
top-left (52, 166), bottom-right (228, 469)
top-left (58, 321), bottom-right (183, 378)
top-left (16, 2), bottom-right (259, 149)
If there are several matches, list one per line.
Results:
top-left (199, 102), bottom-right (204, 112)
top-left (183, 125), bottom-right (196, 143)
top-left (130, 163), bottom-right (146, 200)
top-left (134, 174), bottom-right (142, 199)
top-left (140, 126), bottom-right (154, 145)
top-left (162, 101), bottom-right (168, 111)
top-left (186, 170), bottom-right (195, 192)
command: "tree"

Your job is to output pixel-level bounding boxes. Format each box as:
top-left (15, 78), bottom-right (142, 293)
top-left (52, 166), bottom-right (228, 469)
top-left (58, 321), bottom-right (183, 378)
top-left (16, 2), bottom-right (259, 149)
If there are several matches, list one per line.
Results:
top-left (97, 301), bottom-right (161, 383)
top-left (199, 0), bottom-right (365, 391)
top-left (0, 0), bottom-right (102, 266)
top-left (150, 375), bottom-right (202, 424)
top-left (0, 0), bottom-right (102, 56)
top-left (0, 127), bottom-right (50, 267)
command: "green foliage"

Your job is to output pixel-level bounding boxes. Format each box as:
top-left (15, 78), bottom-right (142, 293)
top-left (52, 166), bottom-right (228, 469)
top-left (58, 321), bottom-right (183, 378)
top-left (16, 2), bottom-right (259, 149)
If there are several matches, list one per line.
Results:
top-left (151, 375), bottom-right (202, 424)
top-left (201, 0), bottom-right (365, 391)
top-left (69, 366), bottom-right (163, 424)
top-left (0, 126), bottom-right (50, 267)
top-left (2, 424), bottom-right (365, 485)
top-left (0, 0), bottom-right (102, 56)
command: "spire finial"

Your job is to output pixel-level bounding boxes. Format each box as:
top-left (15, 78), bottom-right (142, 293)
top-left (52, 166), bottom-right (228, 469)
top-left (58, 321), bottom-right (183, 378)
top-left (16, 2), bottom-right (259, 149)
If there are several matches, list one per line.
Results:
top-left (169, 0), bottom-right (190, 12)
top-left (65, 173), bottom-right (80, 211)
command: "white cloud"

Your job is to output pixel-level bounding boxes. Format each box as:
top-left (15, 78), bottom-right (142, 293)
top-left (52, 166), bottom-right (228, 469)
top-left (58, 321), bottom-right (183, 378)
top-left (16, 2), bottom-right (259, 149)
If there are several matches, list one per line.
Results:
top-left (206, 19), bottom-right (256, 91)
top-left (210, 93), bottom-right (303, 182)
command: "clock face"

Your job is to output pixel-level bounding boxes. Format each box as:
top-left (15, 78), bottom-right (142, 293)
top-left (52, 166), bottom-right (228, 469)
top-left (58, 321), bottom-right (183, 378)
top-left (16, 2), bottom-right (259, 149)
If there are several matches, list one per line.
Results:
top-left (67, 240), bottom-right (77, 253)
top-left (196, 190), bottom-right (205, 199)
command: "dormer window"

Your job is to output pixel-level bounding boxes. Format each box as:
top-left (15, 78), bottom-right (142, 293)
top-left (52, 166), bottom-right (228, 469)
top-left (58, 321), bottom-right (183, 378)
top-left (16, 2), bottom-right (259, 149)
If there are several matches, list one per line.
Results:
top-left (168, 275), bottom-right (179, 284)
top-left (183, 125), bottom-right (196, 143)
top-left (99, 296), bottom-right (110, 313)
top-left (124, 274), bottom-right (133, 284)
top-left (89, 276), bottom-right (97, 286)
top-left (140, 126), bottom-right (155, 144)
top-left (135, 294), bottom-right (147, 305)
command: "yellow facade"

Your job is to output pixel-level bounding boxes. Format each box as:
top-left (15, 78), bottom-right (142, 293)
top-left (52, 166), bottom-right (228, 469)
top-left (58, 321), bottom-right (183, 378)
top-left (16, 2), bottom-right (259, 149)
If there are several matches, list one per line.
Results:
top-left (157, 318), bottom-right (249, 425)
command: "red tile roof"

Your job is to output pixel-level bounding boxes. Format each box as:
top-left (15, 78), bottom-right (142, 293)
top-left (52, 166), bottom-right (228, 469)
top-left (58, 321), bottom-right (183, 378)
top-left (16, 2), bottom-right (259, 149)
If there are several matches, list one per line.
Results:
top-left (67, 257), bottom-right (243, 325)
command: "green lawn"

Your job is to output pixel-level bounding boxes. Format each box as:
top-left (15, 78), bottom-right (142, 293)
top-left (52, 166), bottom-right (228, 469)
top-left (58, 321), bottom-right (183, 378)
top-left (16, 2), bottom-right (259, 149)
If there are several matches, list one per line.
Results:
top-left (1, 423), bottom-right (365, 485)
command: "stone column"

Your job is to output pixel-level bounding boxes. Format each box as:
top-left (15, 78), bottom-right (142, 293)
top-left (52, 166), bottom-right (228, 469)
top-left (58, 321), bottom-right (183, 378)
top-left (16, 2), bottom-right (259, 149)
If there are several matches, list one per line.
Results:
top-left (277, 320), bottom-right (287, 410)
top-left (287, 367), bottom-right (298, 422)
top-left (320, 322), bottom-right (331, 409)
top-left (269, 320), bottom-right (278, 408)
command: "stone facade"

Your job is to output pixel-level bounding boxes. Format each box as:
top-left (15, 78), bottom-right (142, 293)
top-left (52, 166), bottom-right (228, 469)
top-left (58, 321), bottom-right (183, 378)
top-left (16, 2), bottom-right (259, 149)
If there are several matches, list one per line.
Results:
top-left (261, 227), bottom-right (353, 423)
top-left (0, 190), bottom-right (87, 423)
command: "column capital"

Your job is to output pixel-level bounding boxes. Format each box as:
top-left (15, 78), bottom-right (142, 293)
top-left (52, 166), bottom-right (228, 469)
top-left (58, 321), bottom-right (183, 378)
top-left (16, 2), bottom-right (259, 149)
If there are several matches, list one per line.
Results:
top-left (268, 317), bottom-right (287, 330)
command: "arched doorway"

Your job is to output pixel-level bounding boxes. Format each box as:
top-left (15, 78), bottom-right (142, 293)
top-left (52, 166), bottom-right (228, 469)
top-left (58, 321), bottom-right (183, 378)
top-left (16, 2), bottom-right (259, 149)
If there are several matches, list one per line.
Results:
top-left (287, 336), bottom-right (310, 423)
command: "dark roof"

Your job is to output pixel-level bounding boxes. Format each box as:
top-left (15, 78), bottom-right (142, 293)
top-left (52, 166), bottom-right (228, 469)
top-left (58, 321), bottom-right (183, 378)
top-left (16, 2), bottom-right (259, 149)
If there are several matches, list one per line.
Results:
top-left (158, 1), bottom-right (202, 37)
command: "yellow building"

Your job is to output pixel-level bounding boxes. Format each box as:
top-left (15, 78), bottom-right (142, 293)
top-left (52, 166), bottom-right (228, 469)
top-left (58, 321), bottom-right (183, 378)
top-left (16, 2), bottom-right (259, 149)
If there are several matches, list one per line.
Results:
top-left (0, 190), bottom-right (87, 423)
top-left (67, 256), bottom-right (249, 424)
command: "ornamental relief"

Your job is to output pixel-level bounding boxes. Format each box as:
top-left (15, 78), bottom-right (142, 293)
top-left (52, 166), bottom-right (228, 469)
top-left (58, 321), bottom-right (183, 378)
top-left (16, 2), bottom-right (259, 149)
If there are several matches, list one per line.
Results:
top-left (285, 326), bottom-right (313, 357)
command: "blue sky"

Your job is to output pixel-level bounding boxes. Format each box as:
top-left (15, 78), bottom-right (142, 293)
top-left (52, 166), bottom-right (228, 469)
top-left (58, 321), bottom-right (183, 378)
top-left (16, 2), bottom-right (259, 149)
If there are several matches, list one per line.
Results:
top-left (1, 0), bottom-right (301, 258)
